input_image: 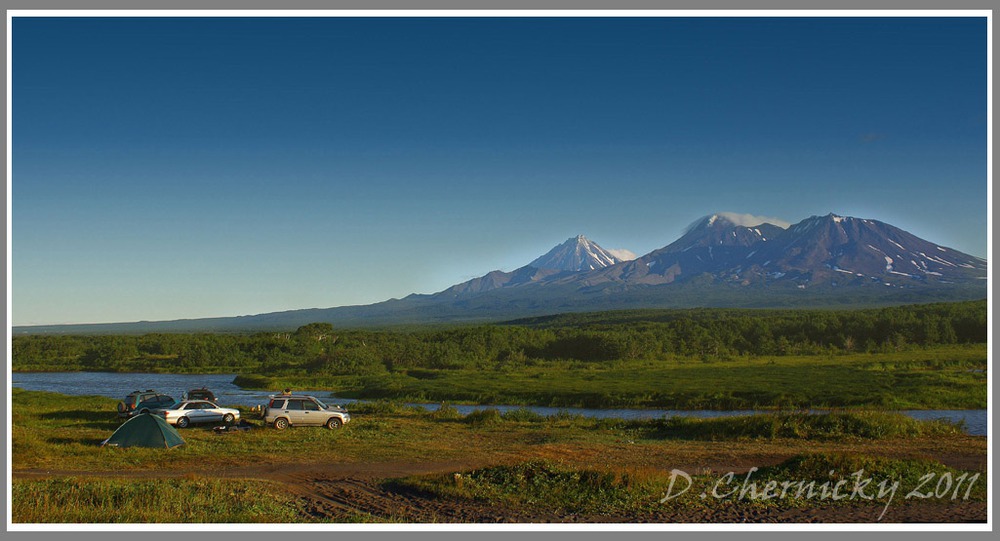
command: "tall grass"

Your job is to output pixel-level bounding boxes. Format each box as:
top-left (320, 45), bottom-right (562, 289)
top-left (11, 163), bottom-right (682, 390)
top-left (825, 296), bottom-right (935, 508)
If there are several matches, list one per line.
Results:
top-left (12, 477), bottom-right (300, 523)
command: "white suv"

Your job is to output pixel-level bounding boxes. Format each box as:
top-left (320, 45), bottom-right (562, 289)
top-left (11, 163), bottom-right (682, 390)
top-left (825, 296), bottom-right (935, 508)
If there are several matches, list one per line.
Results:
top-left (262, 395), bottom-right (350, 430)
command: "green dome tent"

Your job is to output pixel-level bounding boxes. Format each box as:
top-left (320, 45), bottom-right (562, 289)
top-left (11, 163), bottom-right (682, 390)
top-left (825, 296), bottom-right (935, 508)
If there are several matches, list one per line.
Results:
top-left (102, 413), bottom-right (185, 449)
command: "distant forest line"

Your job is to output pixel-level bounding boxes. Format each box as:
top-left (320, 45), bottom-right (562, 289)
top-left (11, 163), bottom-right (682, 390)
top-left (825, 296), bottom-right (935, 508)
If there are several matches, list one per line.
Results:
top-left (11, 300), bottom-right (987, 375)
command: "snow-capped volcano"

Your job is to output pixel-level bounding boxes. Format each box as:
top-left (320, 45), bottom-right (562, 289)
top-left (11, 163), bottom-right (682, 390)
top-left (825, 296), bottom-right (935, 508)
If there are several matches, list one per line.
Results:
top-left (578, 213), bottom-right (789, 286)
top-left (566, 212), bottom-right (986, 290)
top-left (746, 213), bottom-right (988, 285)
top-left (439, 213), bottom-right (986, 300)
top-left (437, 234), bottom-right (633, 297)
top-left (529, 235), bottom-right (631, 271)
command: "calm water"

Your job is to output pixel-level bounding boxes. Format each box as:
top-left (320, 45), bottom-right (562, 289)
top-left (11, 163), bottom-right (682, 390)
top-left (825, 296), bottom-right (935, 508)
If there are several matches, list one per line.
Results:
top-left (10, 371), bottom-right (988, 436)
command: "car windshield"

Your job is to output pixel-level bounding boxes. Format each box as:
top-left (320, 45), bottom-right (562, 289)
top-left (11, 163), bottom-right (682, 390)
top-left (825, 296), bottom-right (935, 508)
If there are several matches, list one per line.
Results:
top-left (165, 402), bottom-right (184, 410)
top-left (312, 397), bottom-right (328, 409)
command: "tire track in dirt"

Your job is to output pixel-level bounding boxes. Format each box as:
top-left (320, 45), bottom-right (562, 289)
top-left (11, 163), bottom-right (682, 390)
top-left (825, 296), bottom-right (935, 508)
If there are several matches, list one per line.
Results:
top-left (287, 475), bottom-right (569, 523)
top-left (270, 462), bottom-right (524, 523)
top-left (300, 477), bottom-right (455, 522)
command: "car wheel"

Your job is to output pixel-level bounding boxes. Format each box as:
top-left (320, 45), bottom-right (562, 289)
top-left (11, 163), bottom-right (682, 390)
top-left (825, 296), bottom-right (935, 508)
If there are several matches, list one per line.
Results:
top-left (274, 418), bottom-right (289, 430)
top-left (223, 413), bottom-right (235, 424)
top-left (326, 417), bottom-right (342, 430)
top-left (177, 416), bottom-right (190, 428)
top-left (116, 402), bottom-right (127, 413)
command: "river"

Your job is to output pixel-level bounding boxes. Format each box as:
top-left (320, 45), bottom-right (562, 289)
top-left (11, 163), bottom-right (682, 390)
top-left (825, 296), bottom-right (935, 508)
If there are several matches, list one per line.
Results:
top-left (10, 371), bottom-right (988, 436)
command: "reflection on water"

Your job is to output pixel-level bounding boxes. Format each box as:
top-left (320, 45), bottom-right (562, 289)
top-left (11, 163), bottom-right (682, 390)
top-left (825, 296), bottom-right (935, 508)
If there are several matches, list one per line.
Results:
top-left (11, 371), bottom-right (987, 436)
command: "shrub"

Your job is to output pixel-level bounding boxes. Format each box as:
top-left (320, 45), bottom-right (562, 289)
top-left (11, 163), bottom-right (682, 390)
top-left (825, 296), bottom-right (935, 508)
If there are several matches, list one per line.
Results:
top-left (501, 408), bottom-right (545, 423)
top-left (756, 453), bottom-right (984, 497)
top-left (464, 408), bottom-right (503, 427)
top-left (430, 403), bottom-right (462, 420)
top-left (347, 399), bottom-right (405, 415)
top-left (547, 409), bottom-right (585, 423)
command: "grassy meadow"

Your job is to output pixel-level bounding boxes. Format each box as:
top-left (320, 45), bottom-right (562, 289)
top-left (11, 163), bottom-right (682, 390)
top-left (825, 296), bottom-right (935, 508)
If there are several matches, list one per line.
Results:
top-left (12, 477), bottom-right (301, 523)
top-left (10, 389), bottom-right (987, 522)
top-left (10, 302), bottom-right (989, 522)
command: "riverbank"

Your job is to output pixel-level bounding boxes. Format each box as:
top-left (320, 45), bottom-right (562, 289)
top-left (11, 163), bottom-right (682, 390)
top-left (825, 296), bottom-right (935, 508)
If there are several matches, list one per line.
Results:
top-left (11, 302), bottom-right (989, 411)
top-left (11, 371), bottom-right (989, 435)
top-left (10, 390), bottom-right (987, 523)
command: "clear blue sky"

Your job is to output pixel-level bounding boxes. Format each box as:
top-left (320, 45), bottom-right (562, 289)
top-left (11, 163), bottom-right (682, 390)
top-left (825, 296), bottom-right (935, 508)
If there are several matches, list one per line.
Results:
top-left (11, 16), bottom-right (988, 325)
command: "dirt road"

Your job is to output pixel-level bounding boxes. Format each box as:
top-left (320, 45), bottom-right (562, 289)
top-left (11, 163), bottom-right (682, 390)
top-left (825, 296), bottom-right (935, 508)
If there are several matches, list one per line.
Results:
top-left (13, 454), bottom-right (987, 524)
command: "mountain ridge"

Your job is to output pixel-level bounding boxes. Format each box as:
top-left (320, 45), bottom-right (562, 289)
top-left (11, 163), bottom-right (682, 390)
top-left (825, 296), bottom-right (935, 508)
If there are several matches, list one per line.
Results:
top-left (14, 212), bottom-right (987, 334)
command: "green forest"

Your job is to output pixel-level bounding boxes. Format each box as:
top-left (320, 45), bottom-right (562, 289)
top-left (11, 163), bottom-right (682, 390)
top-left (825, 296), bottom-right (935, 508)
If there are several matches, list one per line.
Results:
top-left (12, 300), bottom-right (987, 374)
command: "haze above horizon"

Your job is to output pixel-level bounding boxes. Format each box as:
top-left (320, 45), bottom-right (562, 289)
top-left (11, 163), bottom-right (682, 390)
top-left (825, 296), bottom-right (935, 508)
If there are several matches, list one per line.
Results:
top-left (11, 15), bottom-right (989, 325)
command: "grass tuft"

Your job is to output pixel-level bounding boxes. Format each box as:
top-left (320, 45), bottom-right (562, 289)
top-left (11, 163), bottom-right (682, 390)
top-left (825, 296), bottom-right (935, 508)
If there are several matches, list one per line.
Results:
top-left (621, 411), bottom-right (964, 441)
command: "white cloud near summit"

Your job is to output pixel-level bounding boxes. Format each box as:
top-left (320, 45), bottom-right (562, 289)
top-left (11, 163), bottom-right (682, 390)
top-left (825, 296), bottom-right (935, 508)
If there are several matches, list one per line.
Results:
top-left (714, 212), bottom-right (792, 229)
top-left (718, 212), bottom-right (792, 229)
top-left (607, 248), bottom-right (638, 262)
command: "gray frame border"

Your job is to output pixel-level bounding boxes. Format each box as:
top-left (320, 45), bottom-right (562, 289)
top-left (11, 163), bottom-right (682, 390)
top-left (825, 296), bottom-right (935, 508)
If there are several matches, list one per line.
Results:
top-left (3, 1), bottom-right (995, 541)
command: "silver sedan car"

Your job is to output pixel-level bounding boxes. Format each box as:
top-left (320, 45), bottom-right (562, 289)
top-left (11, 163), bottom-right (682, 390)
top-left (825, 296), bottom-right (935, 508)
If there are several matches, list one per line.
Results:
top-left (156, 400), bottom-right (240, 428)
